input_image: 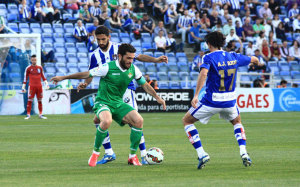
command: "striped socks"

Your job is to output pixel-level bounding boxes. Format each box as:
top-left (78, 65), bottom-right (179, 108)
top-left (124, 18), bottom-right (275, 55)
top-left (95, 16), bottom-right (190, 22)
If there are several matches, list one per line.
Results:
top-left (185, 124), bottom-right (206, 159)
top-left (233, 123), bottom-right (247, 156)
top-left (139, 133), bottom-right (147, 157)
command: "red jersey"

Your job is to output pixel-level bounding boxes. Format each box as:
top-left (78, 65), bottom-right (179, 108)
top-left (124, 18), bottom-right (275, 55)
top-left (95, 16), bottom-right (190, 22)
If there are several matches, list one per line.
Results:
top-left (23, 65), bottom-right (46, 87)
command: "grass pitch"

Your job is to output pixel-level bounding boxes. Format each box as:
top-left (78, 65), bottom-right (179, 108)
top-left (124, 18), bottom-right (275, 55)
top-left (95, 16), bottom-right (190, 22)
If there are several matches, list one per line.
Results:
top-left (0, 112), bottom-right (300, 186)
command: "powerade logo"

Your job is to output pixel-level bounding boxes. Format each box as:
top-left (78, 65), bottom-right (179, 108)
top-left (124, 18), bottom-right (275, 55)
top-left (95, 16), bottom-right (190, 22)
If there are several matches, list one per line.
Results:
top-left (278, 89), bottom-right (300, 111)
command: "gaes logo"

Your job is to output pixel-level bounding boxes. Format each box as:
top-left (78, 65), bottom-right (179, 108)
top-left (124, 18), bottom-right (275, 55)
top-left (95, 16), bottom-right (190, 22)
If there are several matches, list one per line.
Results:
top-left (279, 89), bottom-right (300, 111)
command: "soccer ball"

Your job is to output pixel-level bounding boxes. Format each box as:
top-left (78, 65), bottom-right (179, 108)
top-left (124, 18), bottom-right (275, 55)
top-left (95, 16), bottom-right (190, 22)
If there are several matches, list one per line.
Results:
top-left (145, 147), bottom-right (164, 164)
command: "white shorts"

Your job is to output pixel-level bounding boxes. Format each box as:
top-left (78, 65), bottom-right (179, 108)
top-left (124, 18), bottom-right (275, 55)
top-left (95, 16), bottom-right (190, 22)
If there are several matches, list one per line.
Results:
top-left (123, 88), bottom-right (138, 111)
top-left (188, 102), bottom-right (240, 124)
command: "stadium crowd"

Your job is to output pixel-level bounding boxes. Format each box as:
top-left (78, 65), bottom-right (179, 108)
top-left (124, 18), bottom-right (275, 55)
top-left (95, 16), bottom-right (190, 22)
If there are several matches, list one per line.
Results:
top-left (0, 0), bottom-right (300, 88)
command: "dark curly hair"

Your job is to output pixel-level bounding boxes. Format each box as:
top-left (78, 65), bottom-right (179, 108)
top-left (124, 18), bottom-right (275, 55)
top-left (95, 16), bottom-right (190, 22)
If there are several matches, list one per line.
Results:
top-left (95, 25), bottom-right (110, 36)
top-left (204, 31), bottom-right (226, 49)
top-left (118, 43), bottom-right (136, 56)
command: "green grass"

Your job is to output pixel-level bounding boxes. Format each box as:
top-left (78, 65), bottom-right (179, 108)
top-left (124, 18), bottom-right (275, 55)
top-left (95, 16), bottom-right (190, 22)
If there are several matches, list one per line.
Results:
top-left (0, 112), bottom-right (300, 186)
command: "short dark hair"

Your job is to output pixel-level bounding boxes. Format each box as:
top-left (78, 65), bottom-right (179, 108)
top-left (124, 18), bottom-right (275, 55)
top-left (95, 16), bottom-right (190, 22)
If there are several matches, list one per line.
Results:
top-left (31, 55), bottom-right (36, 58)
top-left (95, 25), bottom-right (110, 36)
top-left (280, 80), bottom-right (287, 85)
top-left (118, 43), bottom-right (136, 56)
top-left (205, 31), bottom-right (226, 49)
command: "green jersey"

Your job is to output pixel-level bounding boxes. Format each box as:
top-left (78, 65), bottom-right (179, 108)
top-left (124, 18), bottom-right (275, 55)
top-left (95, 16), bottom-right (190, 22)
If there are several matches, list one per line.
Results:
top-left (89, 60), bottom-right (144, 107)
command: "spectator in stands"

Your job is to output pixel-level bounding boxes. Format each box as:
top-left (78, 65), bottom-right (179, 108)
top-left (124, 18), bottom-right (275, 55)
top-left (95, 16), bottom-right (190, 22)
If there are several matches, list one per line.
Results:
top-left (260, 39), bottom-right (271, 62)
top-left (268, 31), bottom-right (275, 46)
top-left (176, 3), bottom-right (184, 16)
top-left (232, 10), bottom-right (242, 27)
top-left (119, 0), bottom-right (132, 9)
top-left (141, 13), bottom-right (155, 34)
top-left (99, 11), bottom-right (121, 34)
top-left (154, 21), bottom-right (167, 37)
top-left (144, 74), bottom-right (152, 84)
top-left (132, 16), bottom-right (142, 39)
top-left (253, 79), bottom-right (264, 88)
top-left (219, 3), bottom-right (229, 17)
top-left (259, 2), bottom-right (273, 19)
top-left (293, 14), bottom-right (300, 32)
top-left (192, 51), bottom-right (204, 72)
top-left (269, 0), bottom-right (281, 15)
top-left (292, 83), bottom-right (298, 88)
top-left (64, 0), bottom-right (79, 15)
top-left (243, 17), bottom-right (255, 41)
top-left (79, 3), bottom-right (92, 23)
top-left (166, 4), bottom-right (179, 31)
top-left (177, 9), bottom-right (192, 46)
top-left (272, 14), bottom-right (281, 28)
top-left (153, 0), bottom-right (168, 21)
top-left (264, 18), bottom-right (274, 38)
top-left (200, 12), bottom-right (210, 29)
top-left (277, 80), bottom-right (287, 88)
top-left (289, 40), bottom-right (300, 61)
top-left (242, 9), bottom-right (251, 24)
top-left (120, 2), bottom-right (130, 21)
top-left (209, 10), bottom-right (221, 28)
top-left (109, 11), bottom-right (124, 33)
top-left (43, 1), bottom-right (61, 24)
top-left (188, 3), bottom-right (197, 18)
top-left (32, 1), bottom-right (46, 23)
top-left (52, 0), bottom-right (66, 14)
top-left (227, 0), bottom-right (241, 14)
top-left (288, 3), bottom-right (299, 21)
top-left (90, 0), bottom-right (101, 21)
top-left (73, 19), bottom-right (88, 43)
top-left (41, 49), bottom-right (55, 64)
top-left (280, 40), bottom-right (295, 62)
top-left (151, 80), bottom-right (159, 89)
top-left (211, 20), bottom-right (223, 32)
top-left (225, 40), bottom-right (241, 53)
top-left (253, 18), bottom-right (265, 37)
top-left (154, 30), bottom-right (167, 53)
top-left (276, 22), bottom-right (287, 41)
top-left (0, 16), bottom-right (8, 34)
top-left (222, 18), bottom-right (235, 36)
top-left (101, 2), bottom-right (111, 17)
top-left (270, 41), bottom-right (282, 61)
top-left (249, 49), bottom-right (267, 72)
top-left (235, 21), bottom-right (245, 41)
top-left (246, 41), bottom-right (255, 56)
top-left (190, 20), bottom-right (203, 52)
top-left (165, 31), bottom-right (183, 52)
top-left (19, 0), bottom-right (35, 23)
top-left (87, 18), bottom-right (98, 37)
top-left (220, 9), bottom-right (232, 25)
top-left (226, 29), bottom-right (243, 50)
top-left (133, 1), bottom-right (147, 20)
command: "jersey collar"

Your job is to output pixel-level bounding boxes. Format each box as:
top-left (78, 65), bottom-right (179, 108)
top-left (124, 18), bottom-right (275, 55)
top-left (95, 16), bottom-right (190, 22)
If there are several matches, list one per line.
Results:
top-left (115, 60), bottom-right (127, 72)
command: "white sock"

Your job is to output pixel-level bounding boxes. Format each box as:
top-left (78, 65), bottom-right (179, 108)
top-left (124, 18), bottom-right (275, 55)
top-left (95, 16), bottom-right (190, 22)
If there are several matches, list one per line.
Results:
top-left (105, 148), bottom-right (114, 155)
top-left (240, 145), bottom-right (247, 156)
top-left (93, 150), bottom-right (100, 155)
top-left (129, 154), bottom-right (136, 158)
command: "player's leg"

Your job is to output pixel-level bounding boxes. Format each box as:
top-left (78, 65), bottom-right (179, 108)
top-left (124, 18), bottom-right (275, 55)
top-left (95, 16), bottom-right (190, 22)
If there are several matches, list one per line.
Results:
top-left (94, 115), bottom-right (116, 165)
top-left (37, 86), bottom-right (47, 119)
top-left (183, 104), bottom-right (216, 169)
top-left (122, 110), bottom-right (144, 166)
top-left (88, 109), bottom-right (112, 167)
top-left (123, 89), bottom-right (147, 164)
top-left (220, 105), bottom-right (252, 167)
top-left (25, 86), bottom-right (34, 119)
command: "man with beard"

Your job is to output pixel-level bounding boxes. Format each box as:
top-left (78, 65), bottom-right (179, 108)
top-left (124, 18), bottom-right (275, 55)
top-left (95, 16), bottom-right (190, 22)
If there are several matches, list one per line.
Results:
top-left (51, 43), bottom-right (166, 166)
top-left (77, 26), bottom-right (168, 165)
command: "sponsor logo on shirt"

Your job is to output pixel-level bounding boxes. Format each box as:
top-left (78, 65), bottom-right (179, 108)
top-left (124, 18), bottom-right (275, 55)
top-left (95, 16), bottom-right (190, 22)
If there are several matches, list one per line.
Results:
top-left (112, 73), bottom-right (120, 75)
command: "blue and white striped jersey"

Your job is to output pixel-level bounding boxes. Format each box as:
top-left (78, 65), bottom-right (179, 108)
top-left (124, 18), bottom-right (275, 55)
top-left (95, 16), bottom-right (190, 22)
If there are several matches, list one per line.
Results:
top-left (90, 6), bottom-right (101, 17)
top-left (200, 50), bottom-right (250, 108)
top-left (73, 26), bottom-right (87, 37)
top-left (89, 42), bottom-right (137, 90)
top-left (177, 15), bottom-right (192, 28)
top-left (227, 0), bottom-right (240, 9)
top-left (19, 5), bottom-right (30, 19)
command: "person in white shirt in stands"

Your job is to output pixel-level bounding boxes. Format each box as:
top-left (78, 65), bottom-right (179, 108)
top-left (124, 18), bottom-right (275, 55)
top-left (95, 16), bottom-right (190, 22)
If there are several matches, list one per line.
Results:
top-left (226, 29), bottom-right (241, 44)
top-left (43, 1), bottom-right (61, 23)
top-left (154, 30), bottom-right (167, 53)
top-left (259, 2), bottom-right (273, 19)
top-left (177, 9), bottom-right (192, 46)
top-left (232, 11), bottom-right (242, 27)
top-left (293, 14), bottom-right (300, 33)
top-left (289, 40), bottom-right (300, 61)
top-left (280, 40), bottom-right (295, 62)
top-left (32, 1), bottom-right (46, 23)
top-left (73, 19), bottom-right (88, 43)
top-left (246, 41), bottom-right (256, 56)
top-left (19, 0), bottom-right (35, 23)
top-left (165, 31), bottom-right (183, 53)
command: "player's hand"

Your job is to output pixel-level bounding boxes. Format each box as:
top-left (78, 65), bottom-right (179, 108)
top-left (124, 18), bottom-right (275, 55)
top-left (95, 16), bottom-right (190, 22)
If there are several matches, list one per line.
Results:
top-left (77, 82), bottom-right (87, 92)
top-left (156, 97), bottom-right (166, 110)
top-left (155, 56), bottom-right (168, 64)
top-left (191, 96), bottom-right (199, 108)
top-left (50, 76), bottom-right (63, 85)
top-left (22, 89), bottom-right (27, 93)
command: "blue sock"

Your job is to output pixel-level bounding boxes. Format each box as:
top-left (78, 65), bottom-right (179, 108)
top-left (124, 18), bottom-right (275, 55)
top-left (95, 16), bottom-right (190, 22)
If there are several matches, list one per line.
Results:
top-left (185, 124), bottom-right (206, 158)
top-left (139, 133), bottom-right (147, 157)
top-left (102, 132), bottom-right (114, 155)
top-left (233, 123), bottom-right (247, 155)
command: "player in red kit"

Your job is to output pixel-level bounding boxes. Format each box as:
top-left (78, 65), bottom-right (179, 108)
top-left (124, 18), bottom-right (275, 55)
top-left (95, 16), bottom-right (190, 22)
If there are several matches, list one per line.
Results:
top-left (22, 55), bottom-right (49, 120)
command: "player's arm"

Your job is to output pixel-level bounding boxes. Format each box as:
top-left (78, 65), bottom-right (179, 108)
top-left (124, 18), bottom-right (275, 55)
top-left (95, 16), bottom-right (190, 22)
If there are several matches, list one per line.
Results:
top-left (22, 67), bottom-right (29, 93)
top-left (51, 71), bottom-right (90, 84)
top-left (77, 53), bottom-right (98, 91)
top-left (140, 81), bottom-right (166, 110)
top-left (136, 54), bottom-right (168, 64)
top-left (192, 68), bottom-right (208, 108)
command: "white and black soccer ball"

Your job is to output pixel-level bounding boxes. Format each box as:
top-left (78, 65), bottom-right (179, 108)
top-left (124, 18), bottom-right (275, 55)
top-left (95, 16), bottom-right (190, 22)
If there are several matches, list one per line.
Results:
top-left (145, 147), bottom-right (164, 165)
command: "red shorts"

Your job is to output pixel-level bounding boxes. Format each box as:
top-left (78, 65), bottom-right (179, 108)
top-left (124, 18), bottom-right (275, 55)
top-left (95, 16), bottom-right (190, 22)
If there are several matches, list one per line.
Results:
top-left (28, 86), bottom-right (43, 99)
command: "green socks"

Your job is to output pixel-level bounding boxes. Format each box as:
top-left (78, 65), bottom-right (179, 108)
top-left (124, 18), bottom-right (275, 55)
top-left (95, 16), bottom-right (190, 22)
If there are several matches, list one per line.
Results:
top-left (130, 127), bottom-right (143, 154)
top-left (94, 127), bottom-right (108, 152)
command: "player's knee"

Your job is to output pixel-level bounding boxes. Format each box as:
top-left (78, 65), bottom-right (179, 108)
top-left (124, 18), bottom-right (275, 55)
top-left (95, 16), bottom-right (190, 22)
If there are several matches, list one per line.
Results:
top-left (134, 116), bottom-right (144, 128)
top-left (93, 117), bottom-right (100, 124)
top-left (101, 118), bottom-right (112, 127)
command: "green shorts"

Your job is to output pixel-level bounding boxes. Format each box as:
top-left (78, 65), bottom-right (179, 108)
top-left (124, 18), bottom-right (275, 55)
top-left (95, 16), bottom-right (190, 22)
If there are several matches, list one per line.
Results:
top-left (93, 102), bottom-right (135, 126)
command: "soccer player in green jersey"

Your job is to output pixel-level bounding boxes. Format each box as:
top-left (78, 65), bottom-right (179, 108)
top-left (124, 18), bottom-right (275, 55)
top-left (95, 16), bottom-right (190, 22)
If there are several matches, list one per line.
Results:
top-left (51, 43), bottom-right (166, 166)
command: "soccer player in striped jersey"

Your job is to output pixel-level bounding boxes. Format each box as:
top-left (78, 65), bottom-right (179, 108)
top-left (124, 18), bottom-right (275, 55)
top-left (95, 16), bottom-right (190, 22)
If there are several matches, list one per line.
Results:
top-left (182, 31), bottom-right (261, 169)
top-left (77, 26), bottom-right (168, 165)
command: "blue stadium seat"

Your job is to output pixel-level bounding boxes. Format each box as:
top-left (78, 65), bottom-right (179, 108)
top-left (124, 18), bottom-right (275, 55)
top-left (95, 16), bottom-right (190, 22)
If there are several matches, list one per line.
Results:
top-left (62, 13), bottom-right (73, 20)
top-left (143, 51), bottom-right (153, 57)
top-left (168, 71), bottom-right (180, 81)
top-left (45, 66), bottom-right (56, 73)
top-left (76, 42), bottom-right (86, 48)
top-left (54, 33), bottom-right (65, 43)
top-left (169, 81), bottom-right (180, 89)
top-left (268, 61), bottom-right (277, 67)
top-left (240, 75), bottom-right (251, 82)
top-left (290, 64), bottom-right (300, 71)
top-left (78, 57), bottom-right (88, 64)
top-left (291, 71), bottom-right (300, 77)
top-left (8, 4), bottom-right (18, 14)
top-left (7, 13), bottom-right (18, 22)
top-left (131, 40), bottom-right (141, 47)
top-left (181, 81), bottom-right (191, 89)
top-left (168, 56), bottom-right (177, 63)
top-left (55, 52), bottom-right (65, 58)
top-left (44, 63), bottom-right (55, 68)
top-left (178, 63), bottom-right (189, 72)
top-left (9, 62), bottom-right (20, 72)
top-left (53, 23), bottom-right (64, 33)
top-left (55, 47), bottom-right (66, 53)
top-left (78, 47), bottom-right (88, 53)
top-left (64, 23), bottom-right (74, 33)
top-left (157, 72), bottom-right (168, 81)
top-left (78, 63), bottom-right (89, 71)
top-left (30, 23), bottom-right (40, 28)
top-left (9, 73), bottom-right (21, 82)
top-left (41, 23), bottom-right (53, 33)
top-left (67, 63), bottom-right (77, 68)
top-left (154, 51), bottom-right (164, 57)
top-left (158, 82), bottom-right (169, 89)
top-left (270, 66), bottom-right (280, 75)
top-left (142, 43), bottom-right (152, 51)
top-left (31, 27), bottom-right (42, 34)
top-left (42, 33), bottom-right (54, 43)
top-left (141, 33), bottom-right (152, 43)
top-left (280, 65), bottom-right (290, 71)
top-left (42, 43), bottom-right (53, 48)
top-left (44, 72), bottom-right (55, 80)
top-left (157, 64), bottom-right (168, 73)
top-left (146, 72), bottom-right (157, 80)
top-left (77, 52), bottom-right (87, 58)
top-left (175, 52), bottom-right (186, 58)
top-left (146, 64), bottom-right (157, 72)
top-left (111, 36), bottom-right (120, 43)
top-left (68, 67), bottom-right (79, 73)
top-left (238, 66), bottom-right (248, 72)
top-left (166, 52), bottom-right (175, 57)
top-left (70, 79), bottom-right (80, 87)
top-left (7, 23), bottom-right (18, 32)
top-left (56, 57), bottom-right (67, 63)
top-left (190, 72), bottom-right (199, 80)
top-left (66, 53), bottom-right (76, 58)
top-left (179, 72), bottom-right (189, 80)
top-left (177, 57), bottom-right (188, 64)
top-left (280, 71), bottom-right (290, 76)
top-left (56, 63), bottom-right (68, 73)
top-left (168, 64), bottom-right (179, 72)
top-left (120, 34), bottom-right (131, 43)
top-left (0, 4), bottom-right (6, 9)
top-left (64, 33), bottom-right (76, 43)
